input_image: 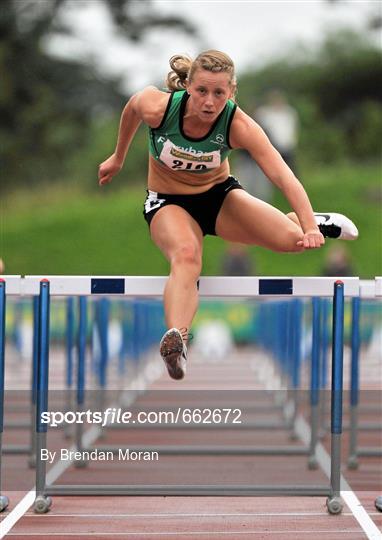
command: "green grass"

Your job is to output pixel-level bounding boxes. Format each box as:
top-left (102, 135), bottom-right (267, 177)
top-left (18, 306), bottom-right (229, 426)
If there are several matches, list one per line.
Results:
top-left (2, 161), bottom-right (381, 278)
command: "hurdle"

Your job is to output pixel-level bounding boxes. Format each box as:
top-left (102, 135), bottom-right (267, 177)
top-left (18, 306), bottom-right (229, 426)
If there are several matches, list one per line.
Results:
top-left (0, 277), bottom-right (23, 511)
top-left (348, 277), bottom-right (382, 468)
top-left (1, 275), bottom-right (359, 515)
top-left (0, 280), bottom-right (10, 511)
top-left (88, 296), bottom-right (304, 454)
top-left (1, 296), bottom-right (33, 456)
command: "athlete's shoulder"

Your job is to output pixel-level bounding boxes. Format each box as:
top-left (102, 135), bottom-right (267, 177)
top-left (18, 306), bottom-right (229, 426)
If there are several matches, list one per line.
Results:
top-left (230, 106), bottom-right (255, 127)
top-left (229, 106), bottom-right (264, 149)
top-left (138, 85), bottom-right (167, 100)
top-left (133, 86), bottom-right (172, 128)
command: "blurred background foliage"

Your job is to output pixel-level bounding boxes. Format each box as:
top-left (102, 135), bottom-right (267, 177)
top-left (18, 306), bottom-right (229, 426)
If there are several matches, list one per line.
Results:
top-left (237, 29), bottom-right (382, 164)
top-left (0, 0), bottom-right (196, 190)
top-left (1, 0), bottom-right (381, 277)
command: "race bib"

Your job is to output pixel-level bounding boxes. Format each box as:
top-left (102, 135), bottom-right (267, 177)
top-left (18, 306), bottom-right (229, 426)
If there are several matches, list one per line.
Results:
top-left (159, 139), bottom-right (221, 171)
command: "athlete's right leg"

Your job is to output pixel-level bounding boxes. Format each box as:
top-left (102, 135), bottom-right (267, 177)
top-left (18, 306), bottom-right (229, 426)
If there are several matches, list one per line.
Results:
top-left (149, 204), bottom-right (203, 333)
top-left (149, 205), bottom-right (203, 380)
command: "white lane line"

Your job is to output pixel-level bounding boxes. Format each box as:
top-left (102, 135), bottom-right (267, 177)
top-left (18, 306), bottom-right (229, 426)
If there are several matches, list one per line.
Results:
top-left (295, 415), bottom-right (382, 540)
top-left (0, 491), bottom-right (35, 537)
top-left (0, 426), bottom-right (100, 539)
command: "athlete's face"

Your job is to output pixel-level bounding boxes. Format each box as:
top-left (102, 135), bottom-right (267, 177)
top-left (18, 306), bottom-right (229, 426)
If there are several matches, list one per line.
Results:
top-left (186, 69), bottom-right (234, 122)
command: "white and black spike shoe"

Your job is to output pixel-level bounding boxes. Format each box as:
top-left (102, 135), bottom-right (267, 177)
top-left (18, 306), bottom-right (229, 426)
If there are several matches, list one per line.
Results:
top-left (159, 328), bottom-right (187, 380)
top-left (314, 213), bottom-right (358, 240)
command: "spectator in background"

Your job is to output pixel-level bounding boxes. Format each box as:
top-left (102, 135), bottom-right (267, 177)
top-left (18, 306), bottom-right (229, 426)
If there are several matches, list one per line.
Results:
top-left (234, 90), bottom-right (299, 200)
top-left (255, 89), bottom-right (299, 174)
top-left (221, 242), bottom-right (254, 276)
top-left (322, 244), bottom-right (354, 276)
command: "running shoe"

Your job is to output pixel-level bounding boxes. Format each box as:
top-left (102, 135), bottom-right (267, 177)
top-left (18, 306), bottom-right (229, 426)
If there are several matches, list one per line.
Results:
top-left (314, 213), bottom-right (358, 240)
top-left (160, 328), bottom-right (187, 380)
top-left (375, 496), bottom-right (382, 512)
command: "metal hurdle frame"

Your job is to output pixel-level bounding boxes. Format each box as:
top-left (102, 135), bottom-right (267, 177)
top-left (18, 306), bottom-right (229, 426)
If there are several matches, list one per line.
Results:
top-left (348, 277), bottom-right (382, 468)
top-left (2, 294), bottom-right (70, 463)
top-left (89, 296), bottom-right (304, 449)
top-left (1, 275), bottom-right (359, 515)
top-left (0, 280), bottom-right (10, 511)
top-left (0, 276), bottom-right (23, 511)
top-left (1, 294), bottom-right (35, 458)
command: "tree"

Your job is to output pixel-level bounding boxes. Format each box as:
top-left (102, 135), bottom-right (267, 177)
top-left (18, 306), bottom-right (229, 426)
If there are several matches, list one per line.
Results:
top-left (0, 0), bottom-right (196, 191)
top-left (237, 29), bottom-right (382, 162)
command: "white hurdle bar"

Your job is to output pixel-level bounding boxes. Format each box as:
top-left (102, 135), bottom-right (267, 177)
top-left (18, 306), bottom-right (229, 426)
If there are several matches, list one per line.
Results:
top-left (375, 277), bottom-right (382, 297)
top-left (2, 275), bottom-right (359, 297)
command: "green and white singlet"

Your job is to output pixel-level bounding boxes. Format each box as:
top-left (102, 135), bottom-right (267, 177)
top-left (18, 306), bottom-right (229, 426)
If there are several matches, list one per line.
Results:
top-left (149, 90), bottom-right (237, 174)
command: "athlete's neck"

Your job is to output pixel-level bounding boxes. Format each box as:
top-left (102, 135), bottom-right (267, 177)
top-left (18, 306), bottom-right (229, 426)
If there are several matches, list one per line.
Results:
top-left (183, 99), bottom-right (214, 137)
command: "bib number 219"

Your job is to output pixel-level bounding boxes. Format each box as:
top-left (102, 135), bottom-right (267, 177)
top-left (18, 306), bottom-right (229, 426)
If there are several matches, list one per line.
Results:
top-left (172, 160), bottom-right (207, 170)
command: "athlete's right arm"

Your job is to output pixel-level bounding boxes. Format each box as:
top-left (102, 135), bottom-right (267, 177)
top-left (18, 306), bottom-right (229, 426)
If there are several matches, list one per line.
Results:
top-left (98, 86), bottom-right (169, 186)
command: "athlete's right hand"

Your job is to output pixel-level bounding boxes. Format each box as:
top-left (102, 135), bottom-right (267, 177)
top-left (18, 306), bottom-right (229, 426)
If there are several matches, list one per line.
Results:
top-left (98, 154), bottom-right (122, 186)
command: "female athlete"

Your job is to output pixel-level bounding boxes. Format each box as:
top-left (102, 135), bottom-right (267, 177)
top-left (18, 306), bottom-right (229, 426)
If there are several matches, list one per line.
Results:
top-left (98, 50), bottom-right (358, 380)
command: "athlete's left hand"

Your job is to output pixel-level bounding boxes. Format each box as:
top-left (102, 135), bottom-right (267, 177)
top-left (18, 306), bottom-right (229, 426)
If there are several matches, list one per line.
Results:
top-left (297, 229), bottom-right (325, 249)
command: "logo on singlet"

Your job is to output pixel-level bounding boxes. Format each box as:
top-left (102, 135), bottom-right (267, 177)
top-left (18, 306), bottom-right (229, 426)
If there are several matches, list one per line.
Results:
top-left (210, 133), bottom-right (225, 146)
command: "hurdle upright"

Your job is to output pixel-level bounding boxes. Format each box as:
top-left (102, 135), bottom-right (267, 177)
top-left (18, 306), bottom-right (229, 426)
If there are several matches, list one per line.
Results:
top-left (1, 275), bottom-right (359, 515)
top-left (0, 276), bottom-right (23, 512)
top-left (348, 277), bottom-right (382, 468)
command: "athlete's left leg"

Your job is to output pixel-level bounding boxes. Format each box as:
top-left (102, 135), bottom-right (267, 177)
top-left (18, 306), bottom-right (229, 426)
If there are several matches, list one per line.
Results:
top-left (216, 190), bottom-right (358, 247)
top-left (215, 190), bottom-right (306, 251)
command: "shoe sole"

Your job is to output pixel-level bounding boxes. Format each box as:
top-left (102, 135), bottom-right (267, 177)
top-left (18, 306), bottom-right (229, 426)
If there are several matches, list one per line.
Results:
top-left (160, 329), bottom-right (185, 380)
top-left (318, 223), bottom-right (341, 239)
top-left (317, 213), bottom-right (358, 240)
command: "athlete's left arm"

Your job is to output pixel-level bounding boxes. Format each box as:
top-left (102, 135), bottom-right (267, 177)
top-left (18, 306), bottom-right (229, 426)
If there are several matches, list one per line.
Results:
top-left (230, 108), bottom-right (323, 248)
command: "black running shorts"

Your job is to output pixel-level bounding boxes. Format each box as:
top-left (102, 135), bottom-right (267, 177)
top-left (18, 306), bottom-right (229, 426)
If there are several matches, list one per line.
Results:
top-left (143, 176), bottom-right (243, 236)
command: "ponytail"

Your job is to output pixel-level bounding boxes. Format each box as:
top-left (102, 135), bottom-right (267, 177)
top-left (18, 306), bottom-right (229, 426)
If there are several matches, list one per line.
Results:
top-left (165, 54), bottom-right (192, 91)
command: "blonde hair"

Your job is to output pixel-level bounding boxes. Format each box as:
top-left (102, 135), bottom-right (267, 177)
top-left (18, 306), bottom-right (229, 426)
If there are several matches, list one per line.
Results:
top-left (165, 50), bottom-right (236, 93)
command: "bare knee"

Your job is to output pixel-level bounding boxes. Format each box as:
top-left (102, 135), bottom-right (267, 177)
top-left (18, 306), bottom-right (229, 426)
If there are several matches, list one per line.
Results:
top-left (273, 228), bottom-right (304, 253)
top-left (170, 244), bottom-right (202, 278)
